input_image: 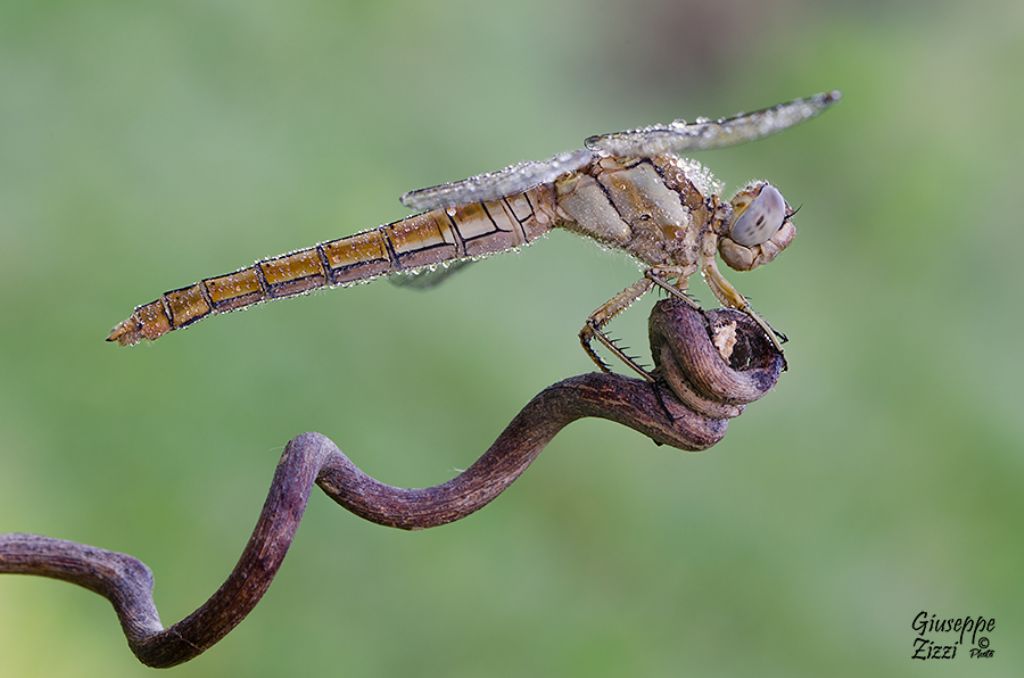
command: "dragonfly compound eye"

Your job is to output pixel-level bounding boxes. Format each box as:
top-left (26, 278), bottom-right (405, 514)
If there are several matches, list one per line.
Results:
top-left (729, 184), bottom-right (786, 246)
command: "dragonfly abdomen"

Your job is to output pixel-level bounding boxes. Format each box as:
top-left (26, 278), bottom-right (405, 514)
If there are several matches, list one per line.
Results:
top-left (106, 185), bottom-right (557, 346)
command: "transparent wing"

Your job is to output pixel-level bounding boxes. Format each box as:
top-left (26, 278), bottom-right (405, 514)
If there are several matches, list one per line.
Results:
top-left (585, 90), bottom-right (841, 157)
top-left (389, 260), bottom-right (476, 290)
top-left (400, 149), bottom-right (593, 211)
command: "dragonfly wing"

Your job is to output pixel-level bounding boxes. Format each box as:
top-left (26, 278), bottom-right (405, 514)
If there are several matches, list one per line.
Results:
top-left (389, 259), bottom-right (476, 290)
top-left (401, 149), bottom-right (593, 210)
top-left (585, 90), bottom-right (841, 157)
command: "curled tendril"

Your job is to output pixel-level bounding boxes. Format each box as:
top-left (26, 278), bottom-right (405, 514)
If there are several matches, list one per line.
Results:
top-left (0, 299), bottom-right (784, 668)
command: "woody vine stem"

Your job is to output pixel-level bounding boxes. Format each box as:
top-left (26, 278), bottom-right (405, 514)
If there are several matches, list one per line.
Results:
top-left (0, 299), bottom-right (784, 668)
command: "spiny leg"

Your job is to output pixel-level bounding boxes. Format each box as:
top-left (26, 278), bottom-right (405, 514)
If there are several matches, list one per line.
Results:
top-left (580, 266), bottom-right (700, 379)
top-left (646, 266), bottom-right (700, 305)
top-left (701, 255), bottom-right (788, 362)
top-left (580, 278), bottom-right (655, 380)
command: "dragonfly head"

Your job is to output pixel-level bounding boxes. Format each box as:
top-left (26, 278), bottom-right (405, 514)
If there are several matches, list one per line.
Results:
top-left (719, 181), bottom-right (797, 271)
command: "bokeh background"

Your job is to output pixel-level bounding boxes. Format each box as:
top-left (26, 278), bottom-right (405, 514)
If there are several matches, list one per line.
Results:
top-left (1, 1), bottom-right (1021, 676)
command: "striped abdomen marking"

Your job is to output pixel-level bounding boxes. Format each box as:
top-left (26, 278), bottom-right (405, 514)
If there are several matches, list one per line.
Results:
top-left (107, 185), bottom-right (557, 346)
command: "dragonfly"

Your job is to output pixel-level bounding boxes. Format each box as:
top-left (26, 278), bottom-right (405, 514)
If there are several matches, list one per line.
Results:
top-left (107, 90), bottom-right (841, 379)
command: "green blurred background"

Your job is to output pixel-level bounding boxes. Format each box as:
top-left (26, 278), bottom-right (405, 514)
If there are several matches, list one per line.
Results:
top-left (1, 1), bottom-right (1020, 676)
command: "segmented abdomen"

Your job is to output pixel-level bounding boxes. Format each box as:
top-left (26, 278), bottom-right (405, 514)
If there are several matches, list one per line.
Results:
top-left (107, 186), bottom-right (557, 346)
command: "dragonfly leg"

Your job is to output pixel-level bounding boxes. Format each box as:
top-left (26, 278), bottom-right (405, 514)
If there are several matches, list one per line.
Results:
top-left (646, 266), bottom-right (700, 304)
top-left (579, 278), bottom-right (655, 380)
top-left (701, 256), bottom-right (788, 361)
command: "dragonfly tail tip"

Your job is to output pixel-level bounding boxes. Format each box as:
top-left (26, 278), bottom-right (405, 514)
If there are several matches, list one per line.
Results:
top-left (106, 317), bottom-right (142, 347)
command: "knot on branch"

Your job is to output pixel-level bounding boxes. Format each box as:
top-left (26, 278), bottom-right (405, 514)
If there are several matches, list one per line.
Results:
top-left (651, 299), bottom-right (785, 419)
top-left (1, 300), bottom-right (784, 667)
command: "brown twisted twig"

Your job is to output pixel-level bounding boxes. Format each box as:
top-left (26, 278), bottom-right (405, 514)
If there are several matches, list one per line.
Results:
top-left (0, 299), bottom-right (784, 668)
